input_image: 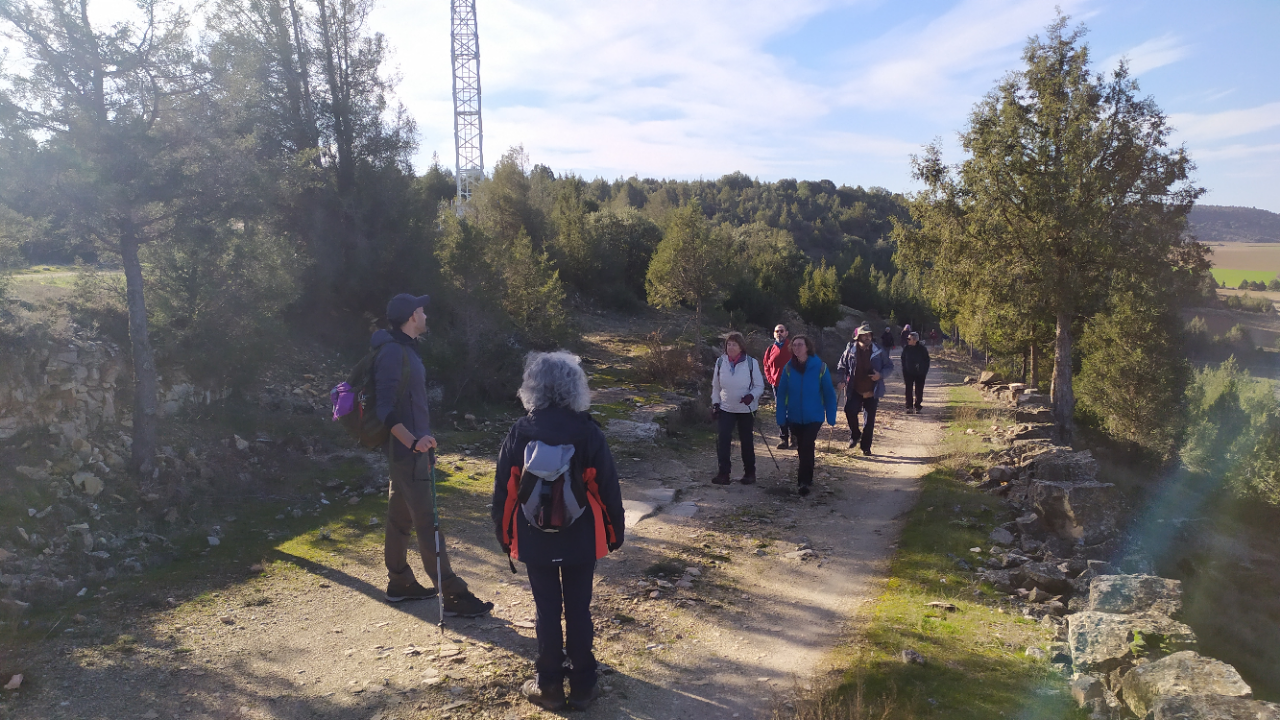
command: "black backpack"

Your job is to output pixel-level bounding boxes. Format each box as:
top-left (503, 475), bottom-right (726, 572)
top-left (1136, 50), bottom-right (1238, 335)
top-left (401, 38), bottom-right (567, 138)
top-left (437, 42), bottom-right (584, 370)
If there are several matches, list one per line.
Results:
top-left (337, 346), bottom-right (410, 449)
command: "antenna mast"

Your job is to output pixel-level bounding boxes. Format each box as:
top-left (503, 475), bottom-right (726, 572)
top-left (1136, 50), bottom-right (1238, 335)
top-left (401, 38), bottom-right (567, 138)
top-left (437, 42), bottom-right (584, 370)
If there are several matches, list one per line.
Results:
top-left (451, 0), bottom-right (483, 204)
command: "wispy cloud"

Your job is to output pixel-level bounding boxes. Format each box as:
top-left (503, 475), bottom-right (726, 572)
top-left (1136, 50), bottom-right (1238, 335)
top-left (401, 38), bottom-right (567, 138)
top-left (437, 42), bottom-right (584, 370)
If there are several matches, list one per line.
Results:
top-left (833, 0), bottom-right (1087, 111)
top-left (1101, 33), bottom-right (1188, 76)
top-left (1171, 101), bottom-right (1280, 143)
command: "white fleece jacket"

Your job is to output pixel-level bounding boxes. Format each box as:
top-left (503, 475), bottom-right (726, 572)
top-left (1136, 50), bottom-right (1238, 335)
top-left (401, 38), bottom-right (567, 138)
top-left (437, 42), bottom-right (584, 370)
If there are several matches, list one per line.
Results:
top-left (711, 354), bottom-right (763, 413)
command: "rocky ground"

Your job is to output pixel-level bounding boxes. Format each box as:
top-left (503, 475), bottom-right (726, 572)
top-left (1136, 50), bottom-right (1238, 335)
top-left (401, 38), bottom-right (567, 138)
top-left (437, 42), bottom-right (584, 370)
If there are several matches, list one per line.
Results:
top-left (0, 338), bottom-right (951, 720)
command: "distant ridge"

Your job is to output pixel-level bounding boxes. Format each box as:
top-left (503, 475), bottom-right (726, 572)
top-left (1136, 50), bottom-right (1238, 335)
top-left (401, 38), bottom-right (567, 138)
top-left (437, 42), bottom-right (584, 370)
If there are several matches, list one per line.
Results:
top-left (1189, 204), bottom-right (1280, 243)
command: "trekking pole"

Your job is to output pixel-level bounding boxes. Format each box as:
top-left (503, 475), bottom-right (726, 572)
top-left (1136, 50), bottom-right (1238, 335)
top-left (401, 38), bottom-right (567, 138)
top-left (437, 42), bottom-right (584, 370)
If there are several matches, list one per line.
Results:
top-left (753, 412), bottom-right (781, 472)
top-left (428, 449), bottom-right (445, 634)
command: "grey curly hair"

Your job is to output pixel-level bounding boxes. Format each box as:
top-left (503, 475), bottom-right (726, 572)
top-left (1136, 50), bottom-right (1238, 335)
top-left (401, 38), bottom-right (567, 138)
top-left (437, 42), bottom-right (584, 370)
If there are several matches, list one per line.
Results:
top-left (517, 351), bottom-right (592, 412)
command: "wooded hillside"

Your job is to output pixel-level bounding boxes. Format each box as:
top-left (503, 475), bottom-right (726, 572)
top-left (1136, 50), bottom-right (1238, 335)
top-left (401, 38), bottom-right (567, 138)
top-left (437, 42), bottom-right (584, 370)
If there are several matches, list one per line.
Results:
top-left (1189, 205), bottom-right (1280, 243)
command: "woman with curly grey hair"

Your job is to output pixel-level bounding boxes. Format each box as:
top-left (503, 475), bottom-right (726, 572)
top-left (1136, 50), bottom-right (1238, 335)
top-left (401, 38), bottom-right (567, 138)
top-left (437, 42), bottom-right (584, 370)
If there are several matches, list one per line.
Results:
top-left (492, 351), bottom-right (625, 712)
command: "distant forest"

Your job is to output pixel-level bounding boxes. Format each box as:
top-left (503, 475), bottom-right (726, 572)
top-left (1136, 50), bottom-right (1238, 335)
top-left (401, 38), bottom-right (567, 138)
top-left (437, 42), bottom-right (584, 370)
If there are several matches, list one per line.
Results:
top-left (1188, 205), bottom-right (1280, 243)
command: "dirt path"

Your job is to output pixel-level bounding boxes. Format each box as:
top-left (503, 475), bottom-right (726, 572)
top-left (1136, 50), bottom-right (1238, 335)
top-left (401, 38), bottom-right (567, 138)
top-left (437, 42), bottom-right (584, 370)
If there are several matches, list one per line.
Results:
top-left (3, 358), bottom-right (945, 720)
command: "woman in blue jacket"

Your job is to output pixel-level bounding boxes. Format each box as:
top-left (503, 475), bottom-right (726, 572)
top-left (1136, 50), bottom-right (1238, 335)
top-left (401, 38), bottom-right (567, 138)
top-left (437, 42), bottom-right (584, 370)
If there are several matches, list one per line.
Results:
top-left (774, 335), bottom-right (838, 496)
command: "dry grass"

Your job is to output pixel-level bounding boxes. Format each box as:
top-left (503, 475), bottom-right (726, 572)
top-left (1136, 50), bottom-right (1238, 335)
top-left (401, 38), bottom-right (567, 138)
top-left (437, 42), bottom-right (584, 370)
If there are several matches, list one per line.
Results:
top-left (771, 679), bottom-right (902, 720)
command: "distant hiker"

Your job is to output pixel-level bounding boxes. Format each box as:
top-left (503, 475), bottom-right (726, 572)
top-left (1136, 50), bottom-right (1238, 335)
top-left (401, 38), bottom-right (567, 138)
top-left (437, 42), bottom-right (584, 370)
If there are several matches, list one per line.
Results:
top-left (762, 323), bottom-right (793, 449)
top-left (901, 331), bottom-right (931, 414)
top-left (881, 326), bottom-right (895, 351)
top-left (711, 332), bottom-right (763, 485)
top-left (900, 323), bottom-right (912, 349)
top-left (836, 324), bottom-right (894, 456)
top-left (929, 328), bottom-right (939, 345)
top-left (774, 335), bottom-right (838, 496)
top-left (492, 351), bottom-right (625, 712)
top-left (374, 293), bottom-right (494, 616)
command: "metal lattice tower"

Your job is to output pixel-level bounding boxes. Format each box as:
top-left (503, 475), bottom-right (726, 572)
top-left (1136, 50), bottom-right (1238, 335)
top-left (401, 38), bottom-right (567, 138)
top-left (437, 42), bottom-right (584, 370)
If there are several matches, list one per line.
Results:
top-left (451, 0), bottom-right (483, 204)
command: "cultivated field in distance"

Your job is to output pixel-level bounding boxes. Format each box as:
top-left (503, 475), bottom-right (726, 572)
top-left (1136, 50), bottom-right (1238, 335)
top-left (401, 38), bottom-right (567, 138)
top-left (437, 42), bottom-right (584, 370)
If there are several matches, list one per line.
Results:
top-left (1207, 241), bottom-right (1280, 286)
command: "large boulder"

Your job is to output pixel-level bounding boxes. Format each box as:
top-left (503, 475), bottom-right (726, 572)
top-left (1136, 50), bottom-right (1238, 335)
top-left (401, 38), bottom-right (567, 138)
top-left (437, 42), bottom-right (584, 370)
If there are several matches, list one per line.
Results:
top-left (1067, 611), bottom-right (1198, 674)
top-left (1030, 480), bottom-right (1119, 544)
top-left (1029, 447), bottom-right (1100, 484)
top-left (605, 419), bottom-right (660, 443)
top-left (1149, 694), bottom-right (1280, 720)
top-left (1090, 575), bottom-right (1183, 617)
top-left (1014, 561), bottom-right (1073, 595)
top-left (1119, 651), bottom-right (1253, 718)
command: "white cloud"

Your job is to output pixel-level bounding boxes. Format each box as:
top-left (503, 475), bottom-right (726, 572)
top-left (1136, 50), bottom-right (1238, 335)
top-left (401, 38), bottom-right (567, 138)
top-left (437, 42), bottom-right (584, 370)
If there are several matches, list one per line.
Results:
top-left (832, 0), bottom-right (1087, 110)
top-left (1101, 33), bottom-right (1188, 76)
top-left (1171, 102), bottom-right (1280, 144)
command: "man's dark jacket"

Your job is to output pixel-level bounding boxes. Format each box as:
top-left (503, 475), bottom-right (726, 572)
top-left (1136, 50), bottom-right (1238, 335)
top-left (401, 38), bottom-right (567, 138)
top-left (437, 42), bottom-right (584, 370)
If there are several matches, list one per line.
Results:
top-left (371, 329), bottom-right (431, 460)
top-left (492, 407), bottom-right (625, 567)
top-left (901, 343), bottom-right (931, 377)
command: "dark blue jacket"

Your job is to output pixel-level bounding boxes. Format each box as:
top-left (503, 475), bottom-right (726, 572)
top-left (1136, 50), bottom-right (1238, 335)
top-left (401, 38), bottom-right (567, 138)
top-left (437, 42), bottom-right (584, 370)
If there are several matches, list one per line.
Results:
top-left (775, 357), bottom-right (838, 427)
top-left (492, 406), bottom-right (625, 567)
top-left (371, 329), bottom-right (431, 460)
top-left (901, 343), bottom-right (931, 377)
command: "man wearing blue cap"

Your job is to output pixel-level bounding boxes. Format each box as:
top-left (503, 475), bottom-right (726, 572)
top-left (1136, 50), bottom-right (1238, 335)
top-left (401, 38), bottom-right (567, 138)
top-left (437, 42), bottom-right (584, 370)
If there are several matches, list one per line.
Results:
top-left (372, 293), bottom-right (493, 616)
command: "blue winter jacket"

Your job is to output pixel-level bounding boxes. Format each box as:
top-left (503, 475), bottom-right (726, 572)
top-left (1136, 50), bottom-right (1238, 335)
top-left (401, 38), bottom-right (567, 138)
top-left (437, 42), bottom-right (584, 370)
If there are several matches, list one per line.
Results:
top-left (835, 341), bottom-right (894, 400)
top-left (371, 329), bottom-right (431, 460)
top-left (775, 357), bottom-right (838, 427)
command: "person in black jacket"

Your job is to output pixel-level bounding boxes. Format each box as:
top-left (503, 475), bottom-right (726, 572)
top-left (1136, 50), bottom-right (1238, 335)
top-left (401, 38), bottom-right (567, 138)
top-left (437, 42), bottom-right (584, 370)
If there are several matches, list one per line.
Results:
top-left (493, 351), bottom-right (625, 712)
top-left (900, 331), bottom-right (931, 414)
top-left (374, 293), bottom-right (493, 616)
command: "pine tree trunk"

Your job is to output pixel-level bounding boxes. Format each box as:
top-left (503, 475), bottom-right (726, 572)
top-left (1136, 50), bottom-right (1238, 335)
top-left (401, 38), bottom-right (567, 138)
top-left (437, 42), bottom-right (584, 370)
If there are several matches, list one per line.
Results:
top-left (1051, 312), bottom-right (1075, 444)
top-left (1030, 343), bottom-right (1040, 390)
top-left (121, 232), bottom-right (159, 476)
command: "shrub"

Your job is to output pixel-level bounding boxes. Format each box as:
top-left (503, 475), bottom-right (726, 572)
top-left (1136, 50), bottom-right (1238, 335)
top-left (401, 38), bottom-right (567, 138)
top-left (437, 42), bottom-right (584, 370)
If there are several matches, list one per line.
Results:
top-left (636, 331), bottom-right (696, 386)
top-left (1181, 359), bottom-right (1280, 505)
top-left (1076, 291), bottom-right (1188, 458)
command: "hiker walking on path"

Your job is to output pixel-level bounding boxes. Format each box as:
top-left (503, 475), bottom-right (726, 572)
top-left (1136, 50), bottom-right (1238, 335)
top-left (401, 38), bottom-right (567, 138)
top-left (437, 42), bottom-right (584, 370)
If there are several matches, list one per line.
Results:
top-left (492, 351), bottom-right (625, 712)
top-left (899, 323), bottom-right (912, 350)
top-left (836, 324), bottom-right (893, 456)
top-left (711, 332), bottom-right (763, 486)
top-left (762, 324), bottom-right (793, 449)
top-left (373, 293), bottom-right (494, 616)
top-left (774, 335), bottom-right (837, 496)
top-left (880, 326), bottom-right (895, 353)
top-left (900, 331), bottom-right (930, 414)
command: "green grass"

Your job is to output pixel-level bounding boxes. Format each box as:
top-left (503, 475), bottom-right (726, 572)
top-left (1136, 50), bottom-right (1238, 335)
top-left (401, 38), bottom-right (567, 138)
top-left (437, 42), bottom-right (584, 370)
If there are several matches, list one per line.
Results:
top-left (823, 468), bottom-right (1083, 719)
top-left (806, 381), bottom-right (1083, 720)
top-left (1211, 268), bottom-right (1279, 287)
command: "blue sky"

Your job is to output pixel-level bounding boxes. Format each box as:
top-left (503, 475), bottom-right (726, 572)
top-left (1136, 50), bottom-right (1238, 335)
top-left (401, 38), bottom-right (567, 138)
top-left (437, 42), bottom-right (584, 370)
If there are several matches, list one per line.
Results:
top-left (373, 0), bottom-right (1280, 211)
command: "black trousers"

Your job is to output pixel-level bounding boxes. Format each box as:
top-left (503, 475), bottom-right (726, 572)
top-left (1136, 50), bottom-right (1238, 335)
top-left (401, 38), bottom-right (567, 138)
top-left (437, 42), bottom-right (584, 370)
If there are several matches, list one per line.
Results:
top-left (844, 394), bottom-right (879, 452)
top-left (904, 373), bottom-right (926, 409)
top-left (526, 561), bottom-right (597, 694)
top-left (789, 421), bottom-right (823, 486)
top-left (716, 410), bottom-right (755, 475)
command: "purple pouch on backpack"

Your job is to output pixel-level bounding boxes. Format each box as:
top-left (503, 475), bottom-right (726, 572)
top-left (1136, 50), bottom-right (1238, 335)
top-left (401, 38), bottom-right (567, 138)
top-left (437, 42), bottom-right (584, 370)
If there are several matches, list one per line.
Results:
top-left (330, 382), bottom-right (355, 420)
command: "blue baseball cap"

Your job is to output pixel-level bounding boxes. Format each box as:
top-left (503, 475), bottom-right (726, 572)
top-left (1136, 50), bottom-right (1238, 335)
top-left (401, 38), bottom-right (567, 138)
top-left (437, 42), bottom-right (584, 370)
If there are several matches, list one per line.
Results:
top-left (386, 293), bottom-right (430, 326)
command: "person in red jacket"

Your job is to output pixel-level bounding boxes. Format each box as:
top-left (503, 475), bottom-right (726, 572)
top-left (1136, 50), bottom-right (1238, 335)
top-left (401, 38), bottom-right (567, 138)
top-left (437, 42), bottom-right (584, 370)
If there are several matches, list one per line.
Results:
top-left (762, 323), bottom-right (793, 448)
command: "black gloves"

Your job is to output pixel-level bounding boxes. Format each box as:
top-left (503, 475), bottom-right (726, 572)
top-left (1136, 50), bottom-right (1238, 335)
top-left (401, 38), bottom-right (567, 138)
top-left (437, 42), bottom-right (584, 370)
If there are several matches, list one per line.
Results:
top-left (740, 394), bottom-right (754, 405)
top-left (608, 528), bottom-right (625, 552)
top-left (711, 403), bottom-right (720, 418)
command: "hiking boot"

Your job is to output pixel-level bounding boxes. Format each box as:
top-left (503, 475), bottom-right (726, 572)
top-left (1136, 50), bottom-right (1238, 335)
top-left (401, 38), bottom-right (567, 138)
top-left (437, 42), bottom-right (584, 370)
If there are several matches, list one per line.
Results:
top-left (521, 678), bottom-right (567, 711)
top-left (443, 589), bottom-right (494, 618)
top-left (737, 471), bottom-right (756, 485)
top-left (904, 407), bottom-right (914, 415)
top-left (776, 439), bottom-right (790, 450)
top-left (567, 683), bottom-right (601, 711)
top-left (847, 438), bottom-right (859, 449)
top-left (384, 580), bottom-right (438, 603)
top-left (711, 472), bottom-right (731, 485)
top-left (797, 484), bottom-right (811, 497)
top-left (914, 405), bottom-right (923, 413)
top-left (861, 448), bottom-right (872, 456)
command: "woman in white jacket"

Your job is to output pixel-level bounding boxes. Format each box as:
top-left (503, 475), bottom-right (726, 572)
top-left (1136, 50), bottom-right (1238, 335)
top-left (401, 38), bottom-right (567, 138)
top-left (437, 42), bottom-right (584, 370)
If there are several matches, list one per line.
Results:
top-left (711, 332), bottom-right (763, 485)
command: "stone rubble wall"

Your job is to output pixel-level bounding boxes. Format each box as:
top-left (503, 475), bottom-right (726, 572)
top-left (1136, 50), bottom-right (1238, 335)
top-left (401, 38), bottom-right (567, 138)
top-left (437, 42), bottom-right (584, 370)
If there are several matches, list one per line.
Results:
top-left (960, 376), bottom-right (1278, 719)
top-left (0, 322), bottom-right (222, 443)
